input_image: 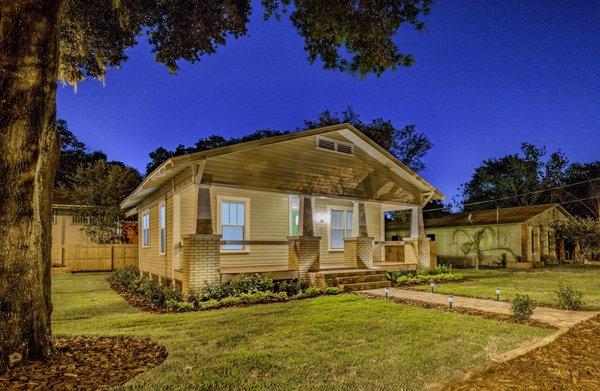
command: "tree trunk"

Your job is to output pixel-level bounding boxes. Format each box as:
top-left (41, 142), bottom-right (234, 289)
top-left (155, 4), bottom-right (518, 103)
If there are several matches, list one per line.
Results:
top-left (0, 0), bottom-right (65, 372)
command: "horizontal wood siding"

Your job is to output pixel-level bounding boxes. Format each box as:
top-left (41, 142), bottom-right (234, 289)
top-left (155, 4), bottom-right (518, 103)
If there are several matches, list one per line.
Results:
top-left (212, 186), bottom-right (290, 269)
top-left (138, 188), bottom-right (173, 278)
top-left (201, 131), bottom-right (420, 204)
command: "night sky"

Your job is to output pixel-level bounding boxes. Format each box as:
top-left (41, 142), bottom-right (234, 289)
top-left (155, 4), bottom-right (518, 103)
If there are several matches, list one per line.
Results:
top-left (57, 1), bottom-right (600, 202)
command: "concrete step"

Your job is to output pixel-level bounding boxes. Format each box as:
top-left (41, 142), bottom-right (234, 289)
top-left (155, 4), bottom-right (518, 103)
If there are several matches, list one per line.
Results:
top-left (335, 274), bottom-right (388, 284)
top-left (338, 280), bottom-right (391, 292)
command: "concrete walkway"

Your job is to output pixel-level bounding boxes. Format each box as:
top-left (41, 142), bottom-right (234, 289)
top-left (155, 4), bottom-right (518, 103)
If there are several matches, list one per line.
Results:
top-left (364, 287), bottom-right (598, 329)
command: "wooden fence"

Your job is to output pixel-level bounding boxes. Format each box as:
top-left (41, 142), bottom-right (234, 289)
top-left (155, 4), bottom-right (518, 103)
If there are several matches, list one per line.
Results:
top-left (52, 244), bottom-right (138, 272)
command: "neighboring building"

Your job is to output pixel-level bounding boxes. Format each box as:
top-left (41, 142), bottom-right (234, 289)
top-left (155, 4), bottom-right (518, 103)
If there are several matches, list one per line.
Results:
top-left (386, 204), bottom-right (574, 268)
top-left (51, 194), bottom-right (93, 265)
top-left (121, 123), bottom-right (445, 292)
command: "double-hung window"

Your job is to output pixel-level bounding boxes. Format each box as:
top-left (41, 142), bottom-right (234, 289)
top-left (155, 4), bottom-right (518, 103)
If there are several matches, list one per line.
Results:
top-left (141, 211), bottom-right (150, 247)
top-left (159, 203), bottom-right (166, 254)
top-left (330, 209), bottom-right (353, 250)
top-left (221, 200), bottom-right (246, 251)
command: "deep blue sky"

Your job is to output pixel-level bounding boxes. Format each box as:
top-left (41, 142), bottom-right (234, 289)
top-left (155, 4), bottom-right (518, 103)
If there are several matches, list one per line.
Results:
top-left (57, 1), bottom-right (600, 202)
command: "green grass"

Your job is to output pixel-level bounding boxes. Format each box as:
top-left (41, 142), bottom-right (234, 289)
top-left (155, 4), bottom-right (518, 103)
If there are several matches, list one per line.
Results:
top-left (413, 265), bottom-right (600, 310)
top-left (52, 273), bottom-right (550, 390)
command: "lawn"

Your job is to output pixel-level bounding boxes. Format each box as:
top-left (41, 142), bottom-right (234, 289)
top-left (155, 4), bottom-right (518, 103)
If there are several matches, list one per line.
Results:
top-left (52, 273), bottom-right (550, 390)
top-left (413, 265), bottom-right (600, 310)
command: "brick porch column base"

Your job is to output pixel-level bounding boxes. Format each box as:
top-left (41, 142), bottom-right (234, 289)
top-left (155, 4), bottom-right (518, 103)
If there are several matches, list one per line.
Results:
top-left (182, 234), bottom-right (221, 294)
top-left (417, 238), bottom-right (433, 268)
top-left (343, 237), bottom-right (374, 269)
top-left (288, 236), bottom-right (321, 281)
top-left (402, 238), bottom-right (419, 265)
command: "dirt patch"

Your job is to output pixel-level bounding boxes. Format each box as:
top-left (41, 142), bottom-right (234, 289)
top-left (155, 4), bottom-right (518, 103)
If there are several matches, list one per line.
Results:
top-left (0, 336), bottom-right (168, 390)
top-left (443, 314), bottom-right (600, 390)
top-left (357, 292), bottom-right (556, 329)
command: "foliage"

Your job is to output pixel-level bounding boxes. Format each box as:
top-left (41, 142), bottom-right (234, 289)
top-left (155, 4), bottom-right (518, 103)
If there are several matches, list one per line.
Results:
top-left (460, 143), bottom-right (568, 211)
top-left (108, 267), bottom-right (141, 292)
top-left (231, 274), bottom-right (275, 295)
top-left (303, 107), bottom-right (433, 172)
top-left (511, 294), bottom-right (535, 323)
top-left (274, 279), bottom-right (309, 296)
top-left (108, 268), bottom-right (182, 307)
top-left (421, 265), bottom-right (454, 275)
top-left (220, 296), bottom-right (243, 307)
top-left (453, 226), bottom-right (515, 269)
top-left (560, 162), bottom-right (600, 219)
top-left (166, 300), bottom-right (195, 312)
top-left (555, 285), bottom-right (584, 311)
top-left (61, 160), bottom-right (142, 243)
top-left (55, 119), bottom-right (107, 189)
top-left (551, 217), bottom-right (600, 263)
top-left (323, 287), bottom-right (340, 295)
top-left (393, 273), bottom-right (464, 286)
top-left (196, 282), bottom-right (234, 302)
top-left (200, 300), bottom-right (222, 310)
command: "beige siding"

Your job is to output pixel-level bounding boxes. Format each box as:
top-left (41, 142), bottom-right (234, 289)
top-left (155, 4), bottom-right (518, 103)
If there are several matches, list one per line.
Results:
top-left (138, 188), bottom-right (173, 278)
top-left (211, 186), bottom-right (290, 269)
top-left (366, 203), bottom-right (383, 263)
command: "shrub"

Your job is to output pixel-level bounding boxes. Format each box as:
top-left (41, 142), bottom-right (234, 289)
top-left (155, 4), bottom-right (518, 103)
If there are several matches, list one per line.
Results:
top-left (231, 274), bottom-right (275, 295)
top-left (220, 296), bottom-right (243, 307)
top-left (275, 279), bottom-right (308, 296)
top-left (166, 299), bottom-right (195, 312)
top-left (387, 270), bottom-right (416, 281)
top-left (304, 287), bottom-right (321, 298)
top-left (239, 291), bottom-right (273, 304)
top-left (200, 299), bottom-right (221, 310)
top-left (555, 285), bottom-right (584, 310)
top-left (323, 286), bottom-right (340, 295)
top-left (421, 265), bottom-right (453, 275)
top-left (393, 273), bottom-right (463, 286)
top-left (108, 267), bottom-right (140, 291)
top-left (197, 281), bottom-right (234, 302)
top-left (511, 294), bottom-right (535, 322)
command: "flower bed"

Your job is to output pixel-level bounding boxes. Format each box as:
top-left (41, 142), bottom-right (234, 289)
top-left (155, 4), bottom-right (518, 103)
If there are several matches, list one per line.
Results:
top-left (108, 267), bottom-right (339, 312)
top-left (387, 265), bottom-right (464, 286)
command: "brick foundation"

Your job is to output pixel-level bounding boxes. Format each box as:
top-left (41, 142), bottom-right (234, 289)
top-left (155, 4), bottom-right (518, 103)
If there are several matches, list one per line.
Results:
top-left (288, 236), bottom-right (320, 281)
top-left (182, 234), bottom-right (221, 294)
top-left (343, 237), bottom-right (374, 269)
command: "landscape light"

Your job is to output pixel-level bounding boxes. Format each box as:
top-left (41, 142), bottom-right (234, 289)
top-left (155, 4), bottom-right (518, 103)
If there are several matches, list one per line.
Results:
top-left (447, 294), bottom-right (454, 309)
top-left (495, 287), bottom-right (501, 301)
top-left (430, 282), bottom-right (436, 293)
top-left (384, 287), bottom-right (389, 299)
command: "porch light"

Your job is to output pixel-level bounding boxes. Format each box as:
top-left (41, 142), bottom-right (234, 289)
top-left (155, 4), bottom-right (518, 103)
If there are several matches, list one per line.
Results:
top-left (384, 287), bottom-right (389, 298)
top-left (495, 287), bottom-right (501, 301)
top-left (430, 282), bottom-right (436, 293)
top-left (447, 294), bottom-right (454, 309)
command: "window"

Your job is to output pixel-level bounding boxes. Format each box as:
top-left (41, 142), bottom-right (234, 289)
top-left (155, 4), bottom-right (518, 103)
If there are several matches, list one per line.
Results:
top-left (427, 234), bottom-right (436, 241)
top-left (391, 235), bottom-right (399, 241)
top-left (330, 209), bottom-right (353, 250)
top-left (72, 215), bottom-right (89, 225)
top-left (159, 202), bottom-right (166, 254)
top-left (141, 211), bottom-right (150, 247)
top-left (290, 196), bottom-right (300, 235)
top-left (221, 200), bottom-right (246, 251)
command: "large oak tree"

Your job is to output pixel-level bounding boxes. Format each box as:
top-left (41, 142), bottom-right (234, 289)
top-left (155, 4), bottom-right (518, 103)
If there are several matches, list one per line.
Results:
top-left (0, 0), bottom-right (433, 370)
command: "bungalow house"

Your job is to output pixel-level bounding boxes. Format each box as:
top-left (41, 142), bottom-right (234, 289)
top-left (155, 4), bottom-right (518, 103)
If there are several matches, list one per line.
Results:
top-left (386, 204), bottom-right (574, 269)
top-left (120, 124), bottom-right (445, 292)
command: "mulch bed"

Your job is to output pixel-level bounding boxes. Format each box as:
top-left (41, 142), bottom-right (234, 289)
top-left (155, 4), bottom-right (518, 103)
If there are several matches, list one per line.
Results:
top-left (108, 282), bottom-right (170, 313)
top-left (357, 292), bottom-right (556, 329)
top-left (444, 314), bottom-right (600, 390)
top-left (0, 336), bottom-right (168, 390)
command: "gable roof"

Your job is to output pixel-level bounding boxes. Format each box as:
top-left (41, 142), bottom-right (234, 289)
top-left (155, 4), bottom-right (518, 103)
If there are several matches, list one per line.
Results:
top-left (121, 123), bottom-right (445, 210)
top-left (387, 204), bottom-right (572, 230)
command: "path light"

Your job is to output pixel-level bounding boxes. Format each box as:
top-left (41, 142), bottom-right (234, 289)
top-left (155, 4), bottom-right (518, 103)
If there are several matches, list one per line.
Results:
top-left (448, 294), bottom-right (454, 309)
top-left (495, 287), bottom-right (501, 301)
top-left (430, 282), bottom-right (437, 293)
top-left (384, 287), bottom-right (389, 299)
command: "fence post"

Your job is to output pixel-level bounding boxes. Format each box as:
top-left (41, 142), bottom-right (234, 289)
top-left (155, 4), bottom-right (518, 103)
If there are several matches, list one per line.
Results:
top-left (110, 245), bottom-right (115, 270)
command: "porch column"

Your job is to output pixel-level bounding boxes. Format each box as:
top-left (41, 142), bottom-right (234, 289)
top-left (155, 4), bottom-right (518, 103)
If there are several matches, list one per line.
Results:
top-left (181, 234), bottom-right (221, 294)
top-left (521, 224), bottom-right (531, 262)
top-left (344, 201), bottom-right (373, 268)
top-left (289, 196), bottom-right (320, 282)
top-left (540, 226), bottom-right (549, 256)
top-left (415, 205), bottom-right (432, 268)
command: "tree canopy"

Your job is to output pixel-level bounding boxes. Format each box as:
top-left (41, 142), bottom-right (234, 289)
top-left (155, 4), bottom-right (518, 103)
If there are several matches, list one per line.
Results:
top-left (59, 0), bottom-right (434, 86)
top-left (460, 143), bottom-right (599, 219)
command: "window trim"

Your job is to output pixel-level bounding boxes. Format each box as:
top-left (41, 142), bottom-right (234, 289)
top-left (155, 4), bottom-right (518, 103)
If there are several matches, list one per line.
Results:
top-left (289, 195), bottom-right (300, 236)
top-left (158, 202), bottom-right (166, 255)
top-left (141, 210), bottom-right (150, 248)
top-left (327, 205), bottom-right (354, 252)
top-left (216, 195), bottom-right (251, 253)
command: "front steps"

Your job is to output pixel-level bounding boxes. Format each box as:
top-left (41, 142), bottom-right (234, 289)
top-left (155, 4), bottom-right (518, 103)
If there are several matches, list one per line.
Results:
top-left (308, 269), bottom-right (391, 292)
